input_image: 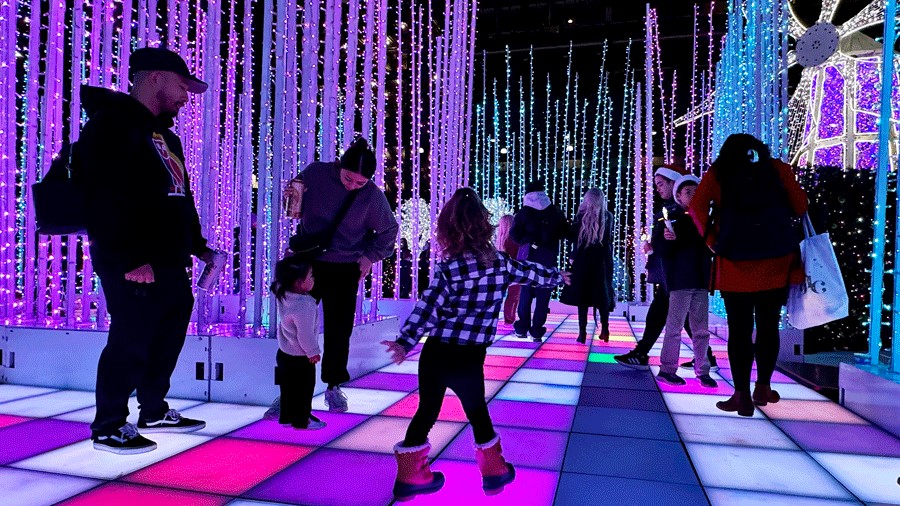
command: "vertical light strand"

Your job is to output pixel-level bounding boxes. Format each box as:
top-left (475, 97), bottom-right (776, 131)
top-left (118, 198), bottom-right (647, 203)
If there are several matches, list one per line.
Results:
top-left (370, 0), bottom-right (388, 317)
top-left (393, 0), bottom-right (403, 298)
top-left (0, 0), bottom-right (16, 318)
top-left (237, 0), bottom-right (254, 324)
top-left (632, 82), bottom-right (643, 302)
top-left (342, 0), bottom-right (360, 148)
top-left (321, 0), bottom-right (339, 159)
top-left (360, 0), bottom-right (375, 140)
top-left (253, 0), bottom-right (275, 330)
top-left (462, 0), bottom-right (477, 188)
top-left (22, 0), bottom-right (41, 321)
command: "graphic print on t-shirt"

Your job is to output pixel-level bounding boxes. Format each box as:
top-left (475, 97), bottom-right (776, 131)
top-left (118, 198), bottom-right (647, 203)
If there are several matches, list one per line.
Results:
top-left (151, 133), bottom-right (186, 196)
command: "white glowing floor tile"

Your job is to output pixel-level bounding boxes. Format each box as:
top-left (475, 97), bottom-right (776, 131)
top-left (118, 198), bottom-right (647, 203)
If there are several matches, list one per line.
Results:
top-left (510, 368), bottom-right (584, 387)
top-left (811, 452), bottom-right (900, 504)
top-left (0, 385), bottom-right (58, 404)
top-left (176, 402), bottom-right (268, 436)
top-left (378, 360), bottom-right (421, 375)
top-left (685, 443), bottom-right (854, 500)
top-left (706, 488), bottom-right (860, 506)
top-left (650, 366), bottom-right (726, 380)
top-left (661, 392), bottom-right (765, 419)
top-left (11, 433), bottom-right (211, 480)
top-left (0, 390), bottom-right (95, 418)
top-left (494, 382), bottom-right (580, 406)
top-left (226, 501), bottom-right (296, 506)
top-left (54, 397), bottom-right (205, 423)
top-left (311, 388), bottom-right (408, 415)
top-left (328, 417), bottom-right (464, 457)
top-left (751, 382), bottom-right (829, 402)
top-left (672, 414), bottom-right (798, 450)
top-left (486, 347), bottom-right (534, 357)
top-left (0, 467), bottom-right (101, 506)
top-left (446, 380), bottom-right (505, 399)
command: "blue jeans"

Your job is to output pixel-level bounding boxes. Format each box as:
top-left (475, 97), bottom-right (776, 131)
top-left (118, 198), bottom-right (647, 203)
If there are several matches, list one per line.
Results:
top-left (515, 285), bottom-right (552, 338)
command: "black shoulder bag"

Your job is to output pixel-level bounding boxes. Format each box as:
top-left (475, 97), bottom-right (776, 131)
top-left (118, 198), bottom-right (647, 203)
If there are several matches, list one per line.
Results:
top-left (288, 189), bottom-right (361, 259)
top-left (32, 141), bottom-right (88, 236)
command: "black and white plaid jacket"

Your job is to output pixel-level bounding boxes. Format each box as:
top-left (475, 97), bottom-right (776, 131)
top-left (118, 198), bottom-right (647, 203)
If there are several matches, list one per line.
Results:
top-left (397, 250), bottom-right (565, 352)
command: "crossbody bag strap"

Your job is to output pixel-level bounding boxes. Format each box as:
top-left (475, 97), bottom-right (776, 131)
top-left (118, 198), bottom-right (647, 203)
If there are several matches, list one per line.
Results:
top-left (318, 188), bottom-right (362, 250)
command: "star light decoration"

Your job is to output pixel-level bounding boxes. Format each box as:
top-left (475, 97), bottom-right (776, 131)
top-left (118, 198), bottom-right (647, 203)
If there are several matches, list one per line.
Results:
top-left (787, 0), bottom-right (900, 170)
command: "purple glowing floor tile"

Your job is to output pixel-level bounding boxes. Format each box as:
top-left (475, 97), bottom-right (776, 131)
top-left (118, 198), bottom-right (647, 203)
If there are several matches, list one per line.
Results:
top-left (491, 340), bottom-right (541, 349)
top-left (488, 399), bottom-right (575, 431)
top-left (346, 372), bottom-right (420, 392)
top-left (244, 448), bottom-right (395, 506)
top-left (656, 377), bottom-right (735, 396)
top-left (228, 412), bottom-right (368, 447)
top-left (775, 420), bottom-right (900, 457)
top-left (440, 426), bottom-right (568, 470)
top-left (0, 414), bottom-right (30, 430)
top-left (0, 419), bottom-right (89, 465)
top-left (524, 358), bottom-right (586, 372)
top-left (411, 460), bottom-right (558, 505)
top-left (717, 368), bottom-right (794, 383)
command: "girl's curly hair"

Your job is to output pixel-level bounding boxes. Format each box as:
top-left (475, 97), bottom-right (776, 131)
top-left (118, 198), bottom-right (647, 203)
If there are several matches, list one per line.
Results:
top-left (436, 188), bottom-right (497, 265)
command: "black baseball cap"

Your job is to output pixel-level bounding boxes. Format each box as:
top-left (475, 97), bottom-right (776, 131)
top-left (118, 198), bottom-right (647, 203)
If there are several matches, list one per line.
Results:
top-left (129, 47), bottom-right (208, 94)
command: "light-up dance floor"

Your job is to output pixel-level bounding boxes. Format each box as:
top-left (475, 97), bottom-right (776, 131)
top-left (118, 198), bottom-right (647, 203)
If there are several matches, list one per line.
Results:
top-left (0, 315), bottom-right (897, 505)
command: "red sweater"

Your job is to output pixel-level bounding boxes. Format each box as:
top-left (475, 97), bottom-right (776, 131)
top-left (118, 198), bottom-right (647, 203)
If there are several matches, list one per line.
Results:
top-left (688, 160), bottom-right (808, 293)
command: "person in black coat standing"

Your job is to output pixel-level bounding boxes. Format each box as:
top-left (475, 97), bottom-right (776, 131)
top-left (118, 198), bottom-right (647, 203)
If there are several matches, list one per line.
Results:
top-left (511, 180), bottom-right (569, 342)
top-left (560, 189), bottom-right (615, 343)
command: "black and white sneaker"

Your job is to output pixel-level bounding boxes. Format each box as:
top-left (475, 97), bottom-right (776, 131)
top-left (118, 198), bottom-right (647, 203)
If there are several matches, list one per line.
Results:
top-left (698, 374), bottom-right (719, 389)
top-left (614, 350), bottom-right (649, 369)
top-left (515, 333), bottom-right (528, 339)
top-left (93, 423), bottom-right (157, 455)
top-left (681, 357), bottom-right (720, 372)
top-left (657, 372), bottom-right (687, 386)
top-left (263, 396), bottom-right (281, 420)
top-left (138, 409), bottom-right (206, 433)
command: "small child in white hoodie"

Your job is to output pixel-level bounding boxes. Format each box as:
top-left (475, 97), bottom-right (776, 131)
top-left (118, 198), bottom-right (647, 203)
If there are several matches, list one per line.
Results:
top-left (271, 257), bottom-right (325, 430)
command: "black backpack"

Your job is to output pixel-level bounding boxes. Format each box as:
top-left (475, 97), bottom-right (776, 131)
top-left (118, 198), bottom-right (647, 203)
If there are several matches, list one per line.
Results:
top-left (713, 162), bottom-right (801, 261)
top-left (31, 142), bottom-right (88, 235)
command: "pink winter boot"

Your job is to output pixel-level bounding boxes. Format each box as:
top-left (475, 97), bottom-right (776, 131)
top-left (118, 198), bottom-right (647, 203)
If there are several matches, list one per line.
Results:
top-left (475, 434), bottom-right (516, 495)
top-left (392, 441), bottom-right (445, 501)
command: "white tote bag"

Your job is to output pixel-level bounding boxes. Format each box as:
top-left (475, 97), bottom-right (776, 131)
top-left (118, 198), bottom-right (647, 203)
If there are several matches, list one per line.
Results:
top-left (786, 214), bottom-right (849, 329)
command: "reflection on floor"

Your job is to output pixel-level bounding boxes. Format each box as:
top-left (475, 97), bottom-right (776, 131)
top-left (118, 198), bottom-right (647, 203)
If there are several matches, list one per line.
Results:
top-left (0, 314), bottom-right (897, 505)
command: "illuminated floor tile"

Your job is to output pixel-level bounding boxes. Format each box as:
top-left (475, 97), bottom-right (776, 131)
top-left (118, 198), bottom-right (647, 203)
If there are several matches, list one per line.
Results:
top-left (810, 452), bottom-right (900, 504)
top-left (0, 419), bottom-right (89, 465)
top-left (572, 406), bottom-right (679, 441)
top-left (759, 400), bottom-right (869, 425)
top-left (672, 414), bottom-right (798, 450)
top-left (484, 355), bottom-right (528, 368)
top-left (563, 433), bottom-right (699, 485)
top-left (494, 382), bottom-right (580, 406)
top-left (661, 392), bottom-right (765, 418)
top-left (11, 433), bottom-right (211, 480)
top-left (378, 359), bottom-right (422, 375)
top-left (328, 416), bottom-right (463, 457)
top-left (0, 413), bottom-right (31, 430)
top-left (345, 372), bottom-right (420, 392)
top-left (440, 425), bottom-right (568, 470)
top-left (381, 392), bottom-right (471, 421)
top-left (775, 420), bottom-right (900, 457)
top-left (685, 443), bottom-right (853, 500)
top-left (717, 368), bottom-right (794, 383)
top-left (581, 387), bottom-right (668, 413)
top-left (655, 376), bottom-right (735, 396)
top-left (483, 365), bottom-right (517, 380)
top-left (227, 501), bottom-right (295, 506)
top-left (485, 346), bottom-right (534, 358)
top-left (0, 385), bottom-right (59, 404)
top-left (310, 388), bottom-right (408, 416)
top-left (244, 449), bottom-right (396, 506)
top-left (539, 343), bottom-right (589, 353)
top-left (228, 411), bottom-right (368, 446)
top-left (488, 399), bottom-right (575, 431)
top-left (580, 368), bottom-right (658, 391)
top-left (752, 382), bottom-right (829, 402)
top-left (58, 482), bottom-right (229, 506)
top-left (532, 349), bottom-right (588, 361)
top-left (490, 340), bottom-right (541, 349)
top-left (587, 352), bottom-right (619, 364)
top-left (0, 390), bottom-right (95, 418)
top-left (0, 467), bottom-right (100, 506)
top-left (555, 473), bottom-right (707, 506)
top-left (705, 488), bottom-right (860, 506)
top-left (411, 460), bottom-right (558, 506)
top-left (523, 357), bottom-right (586, 372)
top-left (510, 368), bottom-right (584, 386)
top-left (177, 402), bottom-right (269, 436)
top-left (125, 437), bottom-right (312, 495)
top-left (54, 397), bottom-right (204, 424)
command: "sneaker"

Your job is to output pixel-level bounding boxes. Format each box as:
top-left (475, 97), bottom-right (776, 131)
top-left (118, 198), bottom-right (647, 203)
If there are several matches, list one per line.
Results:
top-left (138, 409), bottom-right (206, 433)
top-left (324, 387), bottom-right (349, 413)
top-left (614, 350), bottom-right (649, 369)
top-left (263, 396), bottom-right (281, 420)
top-left (680, 358), bottom-right (720, 372)
top-left (532, 336), bottom-right (542, 343)
top-left (294, 415), bottom-right (327, 430)
top-left (698, 374), bottom-right (718, 388)
top-left (515, 333), bottom-right (528, 339)
top-left (93, 423), bottom-right (157, 455)
top-left (657, 372), bottom-right (686, 386)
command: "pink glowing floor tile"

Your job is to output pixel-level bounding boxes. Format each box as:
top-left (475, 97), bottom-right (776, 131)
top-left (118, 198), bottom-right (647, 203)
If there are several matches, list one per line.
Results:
top-left (125, 437), bottom-right (313, 495)
top-left (759, 400), bottom-right (869, 425)
top-left (408, 460), bottom-right (558, 505)
top-left (483, 365), bottom-right (517, 380)
top-left (441, 426), bottom-right (568, 470)
top-left (328, 416), bottom-right (464, 457)
top-left (382, 393), bottom-right (469, 422)
top-left (533, 349), bottom-right (587, 361)
top-left (488, 399), bottom-right (576, 431)
top-left (655, 377), bottom-right (735, 396)
top-left (524, 357), bottom-right (587, 372)
top-left (228, 411), bottom-right (369, 446)
top-left (346, 372), bottom-right (420, 392)
top-left (59, 482), bottom-right (229, 506)
top-left (717, 369), bottom-right (797, 384)
top-left (484, 355), bottom-right (527, 368)
top-left (0, 414), bottom-right (30, 430)
top-left (540, 343), bottom-right (589, 353)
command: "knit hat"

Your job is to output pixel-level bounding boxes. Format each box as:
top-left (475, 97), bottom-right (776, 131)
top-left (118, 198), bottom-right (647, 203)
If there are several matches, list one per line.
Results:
top-left (524, 179), bottom-right (545, 194)
top-left (653, 164), bottom-right (689, 182)
top-left (673, 174), bottom-right (700, 197)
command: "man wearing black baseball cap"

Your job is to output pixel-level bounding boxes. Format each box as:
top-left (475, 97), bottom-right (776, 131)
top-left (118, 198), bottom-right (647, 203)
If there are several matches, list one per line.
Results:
top-left (75, 47), bottom-right (215, 454)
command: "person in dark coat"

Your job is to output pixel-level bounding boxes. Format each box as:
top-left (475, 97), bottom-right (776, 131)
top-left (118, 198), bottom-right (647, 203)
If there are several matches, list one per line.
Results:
top-left (560, 188), bottom-right (615, 343)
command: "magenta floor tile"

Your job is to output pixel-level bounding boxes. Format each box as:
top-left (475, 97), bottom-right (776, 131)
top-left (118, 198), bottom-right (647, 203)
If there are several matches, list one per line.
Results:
top-left (488, 399), bottom-right (575, 431)
top-left (656, 377), bottom-right (735, 396)
top-left (440, 426), bottom-right (569, 470)
top-left (775, 420), bottom-right (900, 457)
top-left (717, 368), bottom-right (794, 383)
top-left (524, 358), bottom-right (586, 372)
top-left (414, 460), bottom-right (558, 505)
top-left (346, 372), bottom-right (420, 392)
top-left (228, 411), bottom-right (368, 446)
top-left (244, 448), bottom-right (395, 506)
top-left (0, 419), bottom-right (89, 465)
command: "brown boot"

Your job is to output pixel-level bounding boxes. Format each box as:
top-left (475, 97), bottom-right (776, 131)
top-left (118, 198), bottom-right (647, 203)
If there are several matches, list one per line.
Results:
top-left (393, 441), bottom-right (445, 501)
top-left (752, 383), bottom-right (781, 406)
top-left (475, 434), bottom-right (515, 495)
top-left (716, 391), bottom-right (754, 417)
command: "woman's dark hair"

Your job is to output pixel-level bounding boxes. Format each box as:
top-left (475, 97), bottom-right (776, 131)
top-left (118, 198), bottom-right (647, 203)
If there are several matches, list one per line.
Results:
top-left (436, 188), bottom-right (496, 265)
top-left (339, 137), bottom-right (377, 179)
top-left (713, 133), bottom-right (777, 195)
top-left (270, 256), bottom-right (313, 301)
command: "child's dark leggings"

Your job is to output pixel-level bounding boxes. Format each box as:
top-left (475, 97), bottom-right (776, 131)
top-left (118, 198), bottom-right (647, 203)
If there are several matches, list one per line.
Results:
top-left (276, 349), bottom-right (316, 427)
top-left (403, 338), bottom-right (496, 447)
top-left (578, 305), bottom-right (609, 333)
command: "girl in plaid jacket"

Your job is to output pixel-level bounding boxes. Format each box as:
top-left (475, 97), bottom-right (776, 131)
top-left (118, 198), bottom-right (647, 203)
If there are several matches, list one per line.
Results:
top-left (383, 188), bottom-right (569, 500)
